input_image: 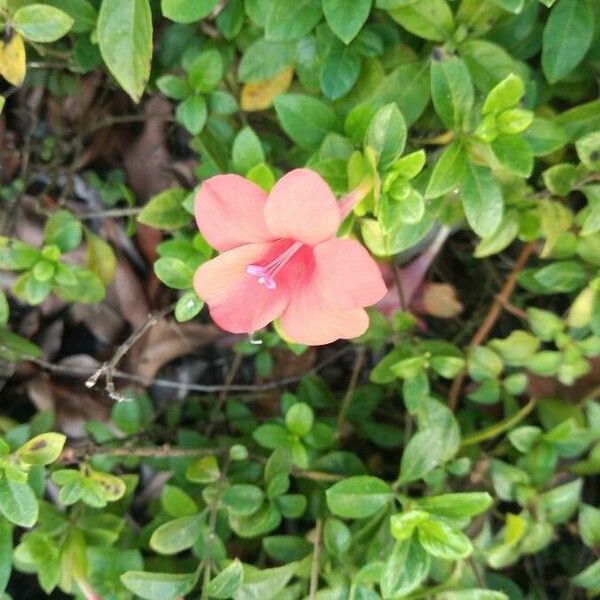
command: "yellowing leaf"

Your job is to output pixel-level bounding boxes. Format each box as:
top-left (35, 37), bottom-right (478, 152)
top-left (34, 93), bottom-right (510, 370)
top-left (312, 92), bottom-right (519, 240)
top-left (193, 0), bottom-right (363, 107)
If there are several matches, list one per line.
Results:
top-left (89, 471), bottom-right (126, 501)
top-left (240, 65), bottom-right (294, 112)
top-left (85, 229), bottom-right (117, 285)
top-left (0, 32), bottom-right (26, 86)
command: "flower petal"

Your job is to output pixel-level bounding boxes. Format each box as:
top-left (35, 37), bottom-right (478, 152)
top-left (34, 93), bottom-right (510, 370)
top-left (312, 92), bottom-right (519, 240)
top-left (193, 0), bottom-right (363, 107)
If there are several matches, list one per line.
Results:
top-left (313, 238), bottom-right (387, 309)
top-left (279, 277), bottom-right (370, 345)
top-left (193, 243), bottom-right (292, 334)
top-left (195, 175), bottom-right (273, 251)
top-left (264, 169), bottom-right (340, 245)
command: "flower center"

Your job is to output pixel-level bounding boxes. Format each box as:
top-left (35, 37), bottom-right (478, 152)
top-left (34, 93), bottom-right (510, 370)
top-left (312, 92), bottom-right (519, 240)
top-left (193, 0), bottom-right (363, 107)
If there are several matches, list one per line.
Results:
top-left (246, 241), bottom-right (303, 289)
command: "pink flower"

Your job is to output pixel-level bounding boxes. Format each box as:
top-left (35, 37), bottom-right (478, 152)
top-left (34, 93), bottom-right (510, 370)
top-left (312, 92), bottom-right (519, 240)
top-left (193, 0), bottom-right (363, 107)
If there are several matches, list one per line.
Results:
top-left (193, 169), bottom-right (387, 345)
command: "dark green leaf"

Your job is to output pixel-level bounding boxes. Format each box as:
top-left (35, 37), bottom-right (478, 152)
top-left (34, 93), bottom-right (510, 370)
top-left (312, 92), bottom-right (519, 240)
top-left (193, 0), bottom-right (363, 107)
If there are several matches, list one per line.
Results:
top-left (274, 94), bottom-right (338, 150)
top-left (265, 0), bottom-right (322, 41)
top-left (320, 46), bottom-right (361, 100)
top-left (542, 0), bottom-right (593, 83)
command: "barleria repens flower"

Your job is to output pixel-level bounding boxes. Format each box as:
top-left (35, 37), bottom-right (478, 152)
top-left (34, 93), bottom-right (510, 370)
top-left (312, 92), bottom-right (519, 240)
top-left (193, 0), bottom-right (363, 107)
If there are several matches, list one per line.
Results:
top-left (193, 169), bottom-right (386, 345)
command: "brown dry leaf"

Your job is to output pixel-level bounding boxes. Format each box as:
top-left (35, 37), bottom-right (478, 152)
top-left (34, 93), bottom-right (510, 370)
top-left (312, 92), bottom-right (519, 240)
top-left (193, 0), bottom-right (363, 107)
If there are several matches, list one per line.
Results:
top-left (126, 319), bottom-right (222, 381)
top-left (528, 355), bottom-right (600, 402)
top-left (123, 95), bottom-right (174, 199)
top-left (418, 282), bottom-right (463, 318)
top-left (0, 32), bottom-right (26, 87)
top-left (71, 303), bottom-right (124, 345)
top-left (27, 367), bottom-right (111, 437)
top-left (240, 66), bottom-right (294, 112)
top-left (107, 258), bottom-right (151, 329)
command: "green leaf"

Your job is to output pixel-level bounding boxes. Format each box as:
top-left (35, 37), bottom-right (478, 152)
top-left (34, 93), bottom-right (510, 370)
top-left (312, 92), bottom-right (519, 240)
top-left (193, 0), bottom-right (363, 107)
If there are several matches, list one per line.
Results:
top-left (186, 455), bottom-right (220, 483)
top-left (542, 0), bottom-right (593, 83)
top-left (323, 0), bottom-right (372, 44)
top-left (579, 504), bottom-right (600, 548)
top-left (253, 424), bottom-right (289, 450)
top-left (161, 0), bottom-right (218, 22)
top-left (573, 560), bottom-right (600, 590)
top-left (285, 403), bottom-right (314, 436)
top-left (482, 73), bottom-right (525, 115)
top-left (326, 476), bottom-right (392, 519)
top-left (238, 39), bottom-right (296, 82)
top-left (188, 49), bottom-right (223, 93)
top-left (430, 52), bottom-right (474, 131)
top-left (53, 266), bottom-right (105, 304)
top-left (576, 131), bottom-right (600, 170)
top-left (44, 0), bottom-right (97, 33)
top-left (390, 510), bottom-right (429, 541)
top-left (156, 74), bottom-right (190, 100)
top-left (263, 535), bottom-right (312, 562)
top-left (417, 519), bottom-right (472, 559)
top-left (207, 559), bottom-right (244, 599)
top-left (523, 117), bottom-right (568, 156)
top-left (490, 330), bottom-right (540, 366)
top-left (380, 537), bottom-right (430, 598)
top-left (176, 94), bottom-right (208, 135)
top-left (490, 0), bottom-right (524, 13)
top-left (539, 478), bottom-right (582, 524)
top-left (324, 518), bottom-right (351, 555)
top-left (265, 0), bottom-right (322, 41)
top-left (0, 478), bottom-right (38, 527)
top-left (13, 4), bottom-right (73, 42)
top-left (365, 103), bottom-right (407, 167)
top-left (161, 485), bottom-right (198, 518)
top-left (154, 257), bottom-right (194, 290)
top-left (121, 571), bottom-right (197, 600)
top-left (16, 433), bottom-right (66, 466)
top-left (491, 135), bottom-right (534, 177)
top-left (150, 514), bottom-right (204, 555)
top-left (138, 188), bottom-right (191, 230)
top-left (533, 261), bottom-right (587, 292)
top-left (438, 591), bottom-right (508, 600)
top-left (399, 426), bottom-right (456, 483)
top-left (175, 290), bottom-right (204, 322)
top-left (468, 346), bottom-right (503, 381)
top-left (462, 163), bottom-right (504, 238)
top-left (373, 61), bottom-right (430, 126)
top-left (0, 328), bottom-right (42, 361)
top-left (232, 126), bottom-right (264, 174)
top-left (497, 108), bottom-right (533, 135)
top-left (0, 239), bottom-right (40, 270)
top-left (556, 99), bottom-right (600, 141)
top-left (0, 518), bottom-right (10, 593)
top-left (97, 0), bottom-right (152, 102)
top-left (274, 94), bottom-right (338, 150)
top-left (0, 292), bottom-right (7, 326)
top-left (413, 493), bottom-right (493, 518)
top-left (12, 273), bottom-right (52, 305)
top-left (229, 502), bottom-right (282, 538)
top-left (320, 46), bottom-right (361, 100)
top-left (44, 210), bottom-right (82, 252)
top-left (425, 139), bottom-right (467, 199)
top-left (222, 484), bottom-right (265, 517)
top-left (388, 0), bottom-right (454, 41)
top-left (459, 39), bottom-right (522, 94)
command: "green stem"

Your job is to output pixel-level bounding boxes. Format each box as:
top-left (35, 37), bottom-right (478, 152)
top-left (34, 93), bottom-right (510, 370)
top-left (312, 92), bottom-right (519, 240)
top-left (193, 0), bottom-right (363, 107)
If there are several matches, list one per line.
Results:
top-left (460, 397), bottom-right (537, 447)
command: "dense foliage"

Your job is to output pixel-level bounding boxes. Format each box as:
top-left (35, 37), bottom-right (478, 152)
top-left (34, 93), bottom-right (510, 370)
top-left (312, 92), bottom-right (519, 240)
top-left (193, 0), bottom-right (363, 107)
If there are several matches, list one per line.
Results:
top-left (1, 0), bottom-right (600, 598)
